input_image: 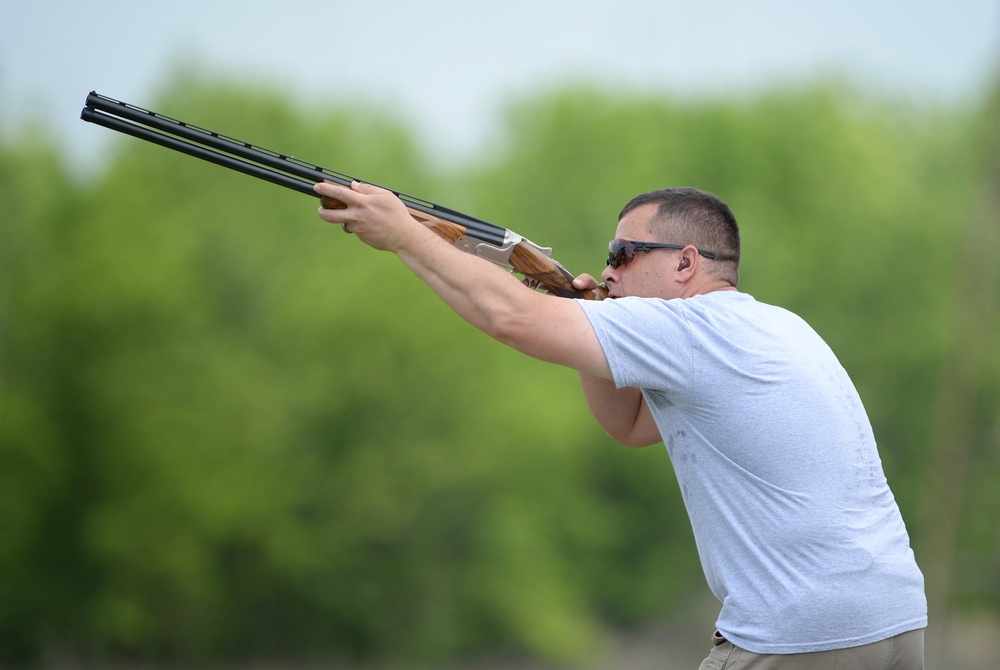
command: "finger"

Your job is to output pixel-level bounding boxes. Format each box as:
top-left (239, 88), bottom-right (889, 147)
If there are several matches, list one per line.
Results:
top-left (313, 180), bottom-right (357, 205)
top-left (317, 204), bottom-right (347, 225)
top-left (315, 182), bottom-right (358, 225)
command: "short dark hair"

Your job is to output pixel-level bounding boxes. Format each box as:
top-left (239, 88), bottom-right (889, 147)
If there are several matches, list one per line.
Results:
top-left (619, 187), bottom-right (741, 284)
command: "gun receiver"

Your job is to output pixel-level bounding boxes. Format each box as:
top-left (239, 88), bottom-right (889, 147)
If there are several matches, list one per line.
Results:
top-left (80, 92), bottom-right (606, 300)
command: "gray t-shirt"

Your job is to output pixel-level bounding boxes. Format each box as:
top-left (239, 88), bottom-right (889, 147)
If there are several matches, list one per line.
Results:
top-left (578, 290), bottom-right (926, 654)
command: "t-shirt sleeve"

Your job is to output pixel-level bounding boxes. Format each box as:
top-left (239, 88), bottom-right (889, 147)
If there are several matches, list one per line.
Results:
top-left (577, 296), bottom-right (694, 393)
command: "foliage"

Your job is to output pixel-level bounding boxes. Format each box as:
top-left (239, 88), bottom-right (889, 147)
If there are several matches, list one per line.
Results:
top-left (0, 76), bottom-right (996, 666)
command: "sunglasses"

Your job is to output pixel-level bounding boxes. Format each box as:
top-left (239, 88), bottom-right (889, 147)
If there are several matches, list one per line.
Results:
top-left (607, 239), bottom-right (718, 269)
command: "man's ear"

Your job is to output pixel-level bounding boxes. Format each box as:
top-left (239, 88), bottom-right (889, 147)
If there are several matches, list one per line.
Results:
top-left (677, 246), bottom-right (698, 273)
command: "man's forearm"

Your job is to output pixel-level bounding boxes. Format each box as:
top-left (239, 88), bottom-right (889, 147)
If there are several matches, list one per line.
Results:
top-left (393, 221), bottom-right (533, 342)
top-left (393, 224), bottom-right (616, 378)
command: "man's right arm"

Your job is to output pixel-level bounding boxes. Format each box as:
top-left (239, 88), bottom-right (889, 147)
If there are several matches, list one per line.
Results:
top-left (578, 373), bottom-right (662, 447)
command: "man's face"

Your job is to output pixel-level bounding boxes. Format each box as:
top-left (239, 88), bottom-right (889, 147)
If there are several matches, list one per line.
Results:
top-left (600, 203), bottom-right (684, 300)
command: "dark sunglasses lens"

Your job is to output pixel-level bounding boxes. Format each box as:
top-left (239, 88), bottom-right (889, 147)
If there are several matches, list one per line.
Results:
top-left (607, 241), bottom-right (633, 268)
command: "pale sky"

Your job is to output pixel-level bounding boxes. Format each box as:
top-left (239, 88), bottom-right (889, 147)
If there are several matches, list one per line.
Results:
top-left (2, 0), bottom-right (998, 168)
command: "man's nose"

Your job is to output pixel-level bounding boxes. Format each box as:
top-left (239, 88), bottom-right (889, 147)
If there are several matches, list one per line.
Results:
top-left (601, 264), bottom-right (617, 285)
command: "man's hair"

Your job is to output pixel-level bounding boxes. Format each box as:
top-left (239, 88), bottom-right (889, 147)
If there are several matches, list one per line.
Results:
top-left (619, 187), bottom-right (741, 285)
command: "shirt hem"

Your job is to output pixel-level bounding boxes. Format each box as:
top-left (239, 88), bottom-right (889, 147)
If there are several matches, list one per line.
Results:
top-left (719, 617), bottom-right (928, 655)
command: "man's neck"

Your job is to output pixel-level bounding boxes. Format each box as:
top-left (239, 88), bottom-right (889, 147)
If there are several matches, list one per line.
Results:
top-left (681, 280), bottom-right (738, 299)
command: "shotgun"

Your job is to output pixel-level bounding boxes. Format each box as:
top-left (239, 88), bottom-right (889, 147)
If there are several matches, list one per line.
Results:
top-left (80, 92), bottom-right (607, 300)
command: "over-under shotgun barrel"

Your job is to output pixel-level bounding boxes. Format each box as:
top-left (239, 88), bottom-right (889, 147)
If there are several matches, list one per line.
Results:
top-left (80, 91), bottom-right (606, 300)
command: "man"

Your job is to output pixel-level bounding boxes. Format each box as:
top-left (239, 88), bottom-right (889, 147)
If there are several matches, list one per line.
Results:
top-left (315, 181), bottom-right (927, 669)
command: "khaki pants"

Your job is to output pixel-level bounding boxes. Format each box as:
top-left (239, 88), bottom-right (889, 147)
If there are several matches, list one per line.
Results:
top-left (698, 628), bottom-right (924, 669)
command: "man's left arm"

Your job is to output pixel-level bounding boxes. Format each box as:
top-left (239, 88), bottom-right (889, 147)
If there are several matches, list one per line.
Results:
top-left (315, 180), bottom-right (611, 378)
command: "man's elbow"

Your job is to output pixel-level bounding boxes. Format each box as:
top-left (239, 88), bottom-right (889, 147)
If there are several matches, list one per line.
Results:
top-left (594, 415), bottom-right (663, 447)
top-left (595, 405), bottom-right (662, 447)
top-left (609, 429), bottom-right (661, 448)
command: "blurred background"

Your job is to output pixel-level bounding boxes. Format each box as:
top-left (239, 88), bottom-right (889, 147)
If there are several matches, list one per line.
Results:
top-left (2, 1), bottom-right (999, 668)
